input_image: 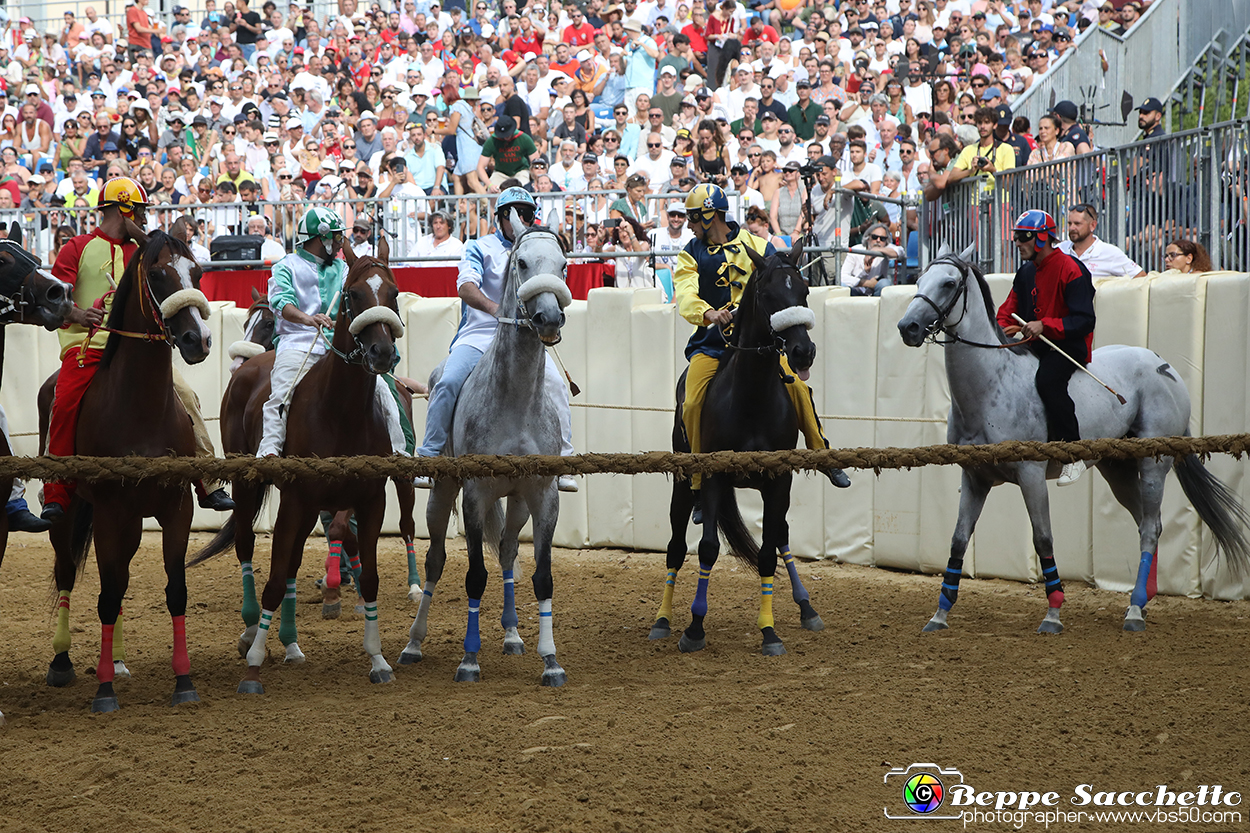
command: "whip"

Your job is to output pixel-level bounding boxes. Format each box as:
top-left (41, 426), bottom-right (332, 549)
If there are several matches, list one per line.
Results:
top-left (1011, 313), bottom-right (1127, 405)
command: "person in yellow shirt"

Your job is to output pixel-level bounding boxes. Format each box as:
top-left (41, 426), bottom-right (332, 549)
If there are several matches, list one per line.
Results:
top-left (949, 106), bottom-right (1018, 193)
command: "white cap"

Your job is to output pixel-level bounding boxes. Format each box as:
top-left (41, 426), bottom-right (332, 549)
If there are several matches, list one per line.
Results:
top-left (659, 65), bottom-right (677, 76)
top-left (28, 174), bottom-right (45, 185)
top-left (575, 49), bottom-right (591, 62)
top-left (23, 83), bottom-right (40, 95)
top-left (320, 158), bottom-right (337, 170)
top-left (285, 116), bottom-right (303, 129)
top-left (358, 110), bottom-right (377, 122)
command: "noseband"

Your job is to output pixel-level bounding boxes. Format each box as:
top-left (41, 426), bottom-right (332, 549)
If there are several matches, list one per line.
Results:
top-left (496, 226), bottom-right (571, 340)
top-left (911, 256), bottom-right (1024, 350)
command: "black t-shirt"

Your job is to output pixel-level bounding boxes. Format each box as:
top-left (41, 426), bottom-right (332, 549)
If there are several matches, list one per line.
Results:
top-left (1061, 124), bottom-right (1091, 152)
top-left (234, 11), bottom-right (262, 45)
top-left (1005, 132), bottom-right (1032, 168)
top-left (501, 93), bottom-right (532, 137)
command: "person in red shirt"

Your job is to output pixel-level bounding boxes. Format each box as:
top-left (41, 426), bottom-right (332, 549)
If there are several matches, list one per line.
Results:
top-left (549, 42), bottom-right (580, 76)
top-left (741, 15), bottom-right (779, 48)
top-left (511, 17), bottom-right (544, 58)
top-left (682, 6), bottom-right (709, 56)
top-left (562, 7), bottom-right (596, 46)
top-left (997, 209), bottom-right (1097, 486)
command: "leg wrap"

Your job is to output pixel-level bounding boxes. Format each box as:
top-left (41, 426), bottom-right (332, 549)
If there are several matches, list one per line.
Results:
top-left (362, 602), bottom-right (381, 656)
top-left (938, 558), bottom-right (965, 611)
top-left (501, 569), bottom-right (518, 630)
top-left (325, 540), bottom-right (343, 590)
top-left (1040, 554), bottom-right (1065, 609)
top-left (53, 591), bottom-right (72, 655)
top-left (464, 599), bottom-right (482, 654)
top-left (246, 608), bottom-right (274, 667)
top-left (240, 561), bottom-right (260, 627)
top-left (781, 549), bottom-right (810, 604)
top-left (97, 623), bottom-right (115, 683)
top-left (171, 614), bottom-right (190, 676)
top-left (691, 563), bottom-right (713, 618)
top-left (757, 578), bottom-right (775, 631)
top-left (279, 579), bottom-right (297, 646)
top-left (406, 539), bottom-right (421, 587)
top-left (537, 599), bottom-right (555, 657)
top-left (1131, 550), bottom-right (1155, 609)
top-left (346, 551), bottom-right (362, 587)
top-left (658, 569), bottom-right (678, 621)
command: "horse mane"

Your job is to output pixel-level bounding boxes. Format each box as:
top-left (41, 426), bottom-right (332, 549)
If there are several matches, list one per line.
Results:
top-left (101, 231), bottom-right (194, 368)
top-left (932, 252), bottom-right (1029, 356)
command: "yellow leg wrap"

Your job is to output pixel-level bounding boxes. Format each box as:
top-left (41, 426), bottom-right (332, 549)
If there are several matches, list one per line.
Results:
top-left (53, 591), bottom-right (72, 655)
top-left (658, 570), bottom-right (678, 621)
top-left (683, 353), bottom-right (721, 491)
top-left (113, 607), bottom-right (125, 662)
top-left (757, 578), bottom-right (775, 631)
top-left (781, 355), bottom-right (830, 451)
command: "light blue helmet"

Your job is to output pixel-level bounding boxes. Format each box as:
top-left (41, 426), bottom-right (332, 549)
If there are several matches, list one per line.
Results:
top-left (496, 186), bottom-right (537, 217)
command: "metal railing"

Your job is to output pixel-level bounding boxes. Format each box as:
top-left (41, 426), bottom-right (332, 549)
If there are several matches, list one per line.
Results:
top-left (918, 119), bottom-right (1250, 276)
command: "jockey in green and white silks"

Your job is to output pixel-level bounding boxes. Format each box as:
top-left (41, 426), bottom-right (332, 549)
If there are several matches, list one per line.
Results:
top-left (256, 207), bottom-right (407, 458)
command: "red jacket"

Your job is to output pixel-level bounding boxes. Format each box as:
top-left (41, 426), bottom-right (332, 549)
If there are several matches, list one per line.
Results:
top-left (996, 248), bottom-right (1096, 363)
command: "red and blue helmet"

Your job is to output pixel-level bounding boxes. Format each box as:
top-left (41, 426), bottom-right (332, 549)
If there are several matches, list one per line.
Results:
top-left (1013, 209), bottom-right (1057, 247)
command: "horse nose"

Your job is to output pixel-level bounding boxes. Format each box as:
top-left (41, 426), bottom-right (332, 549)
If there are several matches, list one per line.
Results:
top-left (178, 328), bottom-right (211, 358)
top-left (366, 340), bottom-right (389, 369)
top-left (532, 308), bottom-right (562, 330)
top-left (46, 282), bottom-right (67, 304)
top-left (899, 319), bottom-right (921, 342)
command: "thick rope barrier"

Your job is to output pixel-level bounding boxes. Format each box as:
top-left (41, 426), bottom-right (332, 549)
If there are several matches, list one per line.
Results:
top-left (0, 434), bottom-right (1246, 485)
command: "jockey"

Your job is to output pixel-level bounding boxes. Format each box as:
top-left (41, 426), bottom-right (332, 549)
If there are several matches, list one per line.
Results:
top-left (675, 183), bottom-right (850, 524)
top-left (998, 209), bottom-right (1097, 486)
top-left (42, 177), bottom-right (234, 522)
top-left (256, 207), bottom-right (409, 458)
top-left (413, 186), bottom-right (577, 492)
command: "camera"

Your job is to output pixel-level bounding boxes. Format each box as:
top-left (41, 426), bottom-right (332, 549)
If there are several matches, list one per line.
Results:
top-left (798, 163), bottom-right (818, 178)
top-left (604, 218), bottom-right (621, 229)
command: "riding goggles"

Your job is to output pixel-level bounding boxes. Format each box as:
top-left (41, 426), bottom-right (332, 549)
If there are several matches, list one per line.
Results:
top-left (1013, 230), bottom-right (1037, 243)
top-left (688, 208), bottom-right (718, 227)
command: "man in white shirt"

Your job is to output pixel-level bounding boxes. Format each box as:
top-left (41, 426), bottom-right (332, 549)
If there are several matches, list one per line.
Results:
top-left (1057, 204), bottom-right (1145, 278)
top-left (413, 210), bottom-right (465, 262)
top-left (845, 138), bottom-right (883, 194)
top-left (412, 40), bottom-right (444, 87)
top-left (774, 122), bottom-right (806, 165)
top-left (649, 202), bottom-right (693, 275)
top-left (726, 163), bottom-right (765, 221)
top-left (627, 132), bottom-right (674, 187)
top-left (725, 65), bottom-right (759, 123)
top-left (550, 141), bottom-right (586, 191)
top-left (755, 111), bottom-right (783, 155)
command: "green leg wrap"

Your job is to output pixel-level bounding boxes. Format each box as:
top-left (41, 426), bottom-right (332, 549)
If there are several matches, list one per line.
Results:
top-left (406, 538), bottom-right (421, 587)
top-left (278, 578), bottom-right (298, 647)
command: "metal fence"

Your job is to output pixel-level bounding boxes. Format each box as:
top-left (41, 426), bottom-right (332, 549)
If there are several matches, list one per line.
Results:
top-left (918, 119), bottom-right (1250, 277)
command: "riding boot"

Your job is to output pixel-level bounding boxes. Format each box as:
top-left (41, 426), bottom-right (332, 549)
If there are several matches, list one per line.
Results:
top-left (691, 490), bottom-right (703, 525)
top-left (8, 507), bottom-right (52, 532)
top-left (197, 485), bottom-right (236, 511)
top-left (824, 468), bottom-right (852, 488)
top-left (41, 502), bottom-right (66, 523)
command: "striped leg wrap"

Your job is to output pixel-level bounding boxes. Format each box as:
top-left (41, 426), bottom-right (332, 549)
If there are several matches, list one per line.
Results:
top-left (1039, 554), bottom-right (1064, 609)
top-left (537, 599), bottom-right (555, 657)
top-left (279, 579), bottom-right (298, 646)
top-left (241, 561), bottom-right (260, 627)
top-left (325, 540), bottom-right (343, 590)
top-left (757, 578), bottom-right (775, 631)
top-left (781, 548), bottom-right (810, 604)
top-left (1130, 550), bottom-right (1155, 609)
top-left (406, 539), bottom-right (421, 587)
top-left (501, 570), bottom-right (518, 630)
top-left (53, 591), bottom-right (72, 655)
top-left (464, 599), bottom-right (482, 653)
top-left (658, 569), bottom-right (678, 621)
top-left (171, 614), bottom-right (190, 676)
top-left (363, 602), bottom-right (381, 656)
top-left (691, 563), bottom-right (713, 618)
top-left (247, 608), bottom-right (275, 667)
top-left (938, 558), bottom-right (965, 611)
top-left (346, 552), bottom-right (362, 586)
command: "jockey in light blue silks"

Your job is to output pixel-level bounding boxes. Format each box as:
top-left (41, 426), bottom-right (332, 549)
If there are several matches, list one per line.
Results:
top-left (415, 187), bottom-right (577, 490)
top-left (257, 206), bottom-right (408, 458)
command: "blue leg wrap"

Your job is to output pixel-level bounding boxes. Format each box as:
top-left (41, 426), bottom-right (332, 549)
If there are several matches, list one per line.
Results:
top-left (464, 599), bottom-right (482, 653)
top-left (691, 563), bottom-right (712, 618)
top-left (1131, 550), bottom-right (1153, 609)
top-left (938, 569), bottom-right (962, 611)
top-left (781, 548), bottom-right (810, 604)
top-left (501, 569), bottom-right (518, 630)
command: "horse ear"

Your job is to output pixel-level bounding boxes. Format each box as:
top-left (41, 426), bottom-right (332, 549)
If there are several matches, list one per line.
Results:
top-left (746, 245), bottom-right (767, 274)
top-left (508, 206), bottom-right (529, 237)
top-left (376, 230), bottom-right (390, 264)
top-left (252, 286), bottom-right (261, 302)
top-left (936, 242), bottom-right (951, 259)
top-left (788, 238), bottom-right (804, 267)
top-left (342, 235), bottom-right (357, 267)
top-left (6, 221), bottom-right (20, 245)
top-left (959, 242), bottom-right (976, 263)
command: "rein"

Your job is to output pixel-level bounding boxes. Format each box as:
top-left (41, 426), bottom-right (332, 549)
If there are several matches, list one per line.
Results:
top-left (913, 256), bottom-right (1036, 350)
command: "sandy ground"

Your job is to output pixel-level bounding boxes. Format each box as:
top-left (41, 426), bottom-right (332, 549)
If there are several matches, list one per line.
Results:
top-left (0, 531), bottom-right (1247, 833)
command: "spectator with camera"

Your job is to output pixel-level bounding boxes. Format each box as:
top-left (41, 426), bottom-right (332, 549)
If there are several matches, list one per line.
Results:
top-left (948, 106), bottom-right (1015, 191)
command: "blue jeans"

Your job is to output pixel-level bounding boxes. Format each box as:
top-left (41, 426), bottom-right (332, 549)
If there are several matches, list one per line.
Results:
top-left (417, 343), bottom-right (483, 457)
top-left (240, 43), bottom-right (256, 61)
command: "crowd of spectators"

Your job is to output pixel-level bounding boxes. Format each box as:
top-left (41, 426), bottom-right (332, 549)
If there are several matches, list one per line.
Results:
top-left (0, 0), bottom-right (1181, 285)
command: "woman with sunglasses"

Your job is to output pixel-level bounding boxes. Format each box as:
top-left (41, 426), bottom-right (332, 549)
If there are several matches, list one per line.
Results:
top-left (0, 114), bottom-right (17, 153)
top-left (609, 174), bottom-right (653, 229)
top-left (57, 118), bottom-right (86, 172)
top-left (932, 79), bottom-right (957, 121)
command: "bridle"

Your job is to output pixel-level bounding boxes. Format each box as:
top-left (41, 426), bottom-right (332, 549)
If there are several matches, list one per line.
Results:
top-left (724, 262), bottom-right (816, 386)
top-left (326, 258), bottom-right (404, 369)
top-left (0, 244), bottom-right (58, 323)
top-left (495, 225), bottom-right (571, 342)
top-left (911, 255), bottom-right (1031, 350)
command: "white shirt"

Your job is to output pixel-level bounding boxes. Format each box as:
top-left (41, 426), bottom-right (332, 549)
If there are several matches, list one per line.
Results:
top-left (414, 233), bottom-right (465, 264)
top-left (649, 225), bottom-right (693, 276)
top-left (454, 230), bottom-right (512, 352)
top-left (627, 150), bottom-right (674, 188)
top-left (1058, 236), bottom-right (1143, 279)
top-left (550, 160), bottom-right (586, 192)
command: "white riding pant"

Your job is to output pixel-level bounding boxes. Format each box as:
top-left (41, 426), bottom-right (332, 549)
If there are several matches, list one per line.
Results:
top-left (0, 406), bottom-right (24, 502)
top-left (257, 348), bottom-right (408, 458)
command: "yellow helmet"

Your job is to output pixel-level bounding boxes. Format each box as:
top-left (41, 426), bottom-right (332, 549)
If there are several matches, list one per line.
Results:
top-left (99, 176), bottom-right (150, 217)
top-left (685, 182), bottom-right (729, 215)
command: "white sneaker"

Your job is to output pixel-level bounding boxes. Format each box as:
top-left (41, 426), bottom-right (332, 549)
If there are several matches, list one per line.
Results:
top-left (413, 476), bottom-right (433, 489)
top-left (1057, 460), bottom-right (1087, 487)
top-left (557, 475), bottom-right (579, 493)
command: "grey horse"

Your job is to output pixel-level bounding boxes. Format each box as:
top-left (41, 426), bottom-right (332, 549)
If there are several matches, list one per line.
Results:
top-left (897, 245), bottom-right (1249, 633)
top-left (399, 210), bottom-right (572, 686)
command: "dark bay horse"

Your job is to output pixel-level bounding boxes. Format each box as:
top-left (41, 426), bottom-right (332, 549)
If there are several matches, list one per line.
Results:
top-left (43, 231), bottom-right (214, 712)
top-left (227, 287), bottom-right (277, 371)
top-left (650, 243), bottom-right (826, 656)
top-left (193, 236), bottom-right (410, 692)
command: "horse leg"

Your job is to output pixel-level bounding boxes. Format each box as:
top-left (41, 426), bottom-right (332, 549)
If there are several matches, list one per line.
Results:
top-left (89, 511), bottom-right (139, 713)
top-left (779, 546), bottom-right (824, 631)
top-left (681, 475), bottom-right (725, 653)
top-left (454, 486), bottom-right (490, 683)
top-left (235, 480), bottom-right (262, 658)
top-left (393, 477), bottom-right (421, 601)
top-left (160, 491), bottom-right (200, 706)
top-left (1018, 463), bottom-right (1064, 634)
top-left (500, 496), bottom-right (530, 656)
top-left (651, 475), bottom-right (693, 640)
top-left (1126, 458), bottom-right (1169, 632)
top-left (354, 496), bottom-right (393, 684)
top-left (320, 510), bottom-right (353, 619)
top-left (110, 607), bottom-right (131, 680)
top-left (527, 481), bottom-right (565, 687)
top-left (46, 497), bottom-right (82, 687)
top-left (924, 469), bottom-right (991, 632)
top-left (399, 478), bottom-right (458, 665)
top-left (757, 477), bottom-right (790, 656)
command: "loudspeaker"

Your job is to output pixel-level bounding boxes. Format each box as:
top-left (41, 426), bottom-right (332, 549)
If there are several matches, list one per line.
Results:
top-left (210, 235), bottom-right (265, 262)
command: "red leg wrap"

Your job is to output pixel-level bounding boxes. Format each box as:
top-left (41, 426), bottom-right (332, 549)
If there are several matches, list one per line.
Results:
top-left (171, 615), bottom-right (190, 676)
top-left (1047, 590), bottom-right (1065, 609)
top-left (97, 623), bottom-right (115, 683)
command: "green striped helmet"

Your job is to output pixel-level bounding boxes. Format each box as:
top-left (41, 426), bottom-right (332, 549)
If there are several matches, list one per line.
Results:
top-left (295, 206), bottom-right (346, 247)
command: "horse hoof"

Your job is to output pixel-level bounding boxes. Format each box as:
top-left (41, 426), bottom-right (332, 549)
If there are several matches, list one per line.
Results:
top-left (1037, 620), bottom-right (1064, 634)
top-left (397, 648), bottom-right (423, 665)
top-left (283, 645), bottom-right (306, 664)
top-left (322, 602), bottom-right (341, 620)
top-left (503, 640), bottom-right (526, 655)
top-left (800, 615), bottom-right (825, 632)
top-left (921, 618), bottom-right (949, 632)
top-left (369, 668), bottom-right (394, 684)
top-left (648, 618), bottom-right (672, 640)
top-left (237, 679), bottom-right (265, 695)
top-left (354, 603), bottom-right (366, 615)
top-left (678, 633), bottom-right (706, 653)
top-left (408, 585), bottom-right (423, 603)
top-left (761, 641), bottom-right (787, 656)
top-left (454, 653), bottom-right (481, 682)
top-left (1123, 617), bottom-right (1146, 632)
top-left (46, 653), bottom-right (76, 688)
top-left (237, 626), bottom-right (258, 658)
top-left (112, 660), bottom-right (131, 680)
top-left (170, 684), bottom-right (200, 707)
top-left (541, 655), bottom-right (566, 687)
top-left (91, 696), bottom-right (120, 714)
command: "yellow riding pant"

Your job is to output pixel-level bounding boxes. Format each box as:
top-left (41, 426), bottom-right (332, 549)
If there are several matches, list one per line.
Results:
top-left (683, 352), bottom-right (829, 490)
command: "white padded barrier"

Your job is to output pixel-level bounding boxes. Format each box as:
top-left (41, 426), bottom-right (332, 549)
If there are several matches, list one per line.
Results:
top-left (629, 297), bottom-right (677, 553)
top-left (1199, 273), bottom-right (1250, 600)
top-left (553, 299), bottom-right (590, 549)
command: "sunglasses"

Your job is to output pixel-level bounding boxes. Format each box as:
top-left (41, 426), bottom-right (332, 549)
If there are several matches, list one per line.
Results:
top-left (748, 152), bottom-right (761, 158)
top-left (344, 143), bottom-right (356, 148)
top-left (647, 142), bottom-right (662, 148)
top-left (278, 174), bottom-right (292, 179)
top-left (868, 234), bottom-right (889, 242)
top-left (1013, 230), bottom-right (1037, 243)
top-left (605, 137), bottom-right (619, 143)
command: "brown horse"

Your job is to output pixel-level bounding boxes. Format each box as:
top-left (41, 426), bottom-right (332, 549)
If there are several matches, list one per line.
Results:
top-left (192, 236), bottom-right (410, 693)
top-left (42, 230), bottom-right (214, 713)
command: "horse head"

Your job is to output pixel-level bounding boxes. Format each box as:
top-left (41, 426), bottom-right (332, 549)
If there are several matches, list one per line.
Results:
top-left (744, 241), bottom-right (817, 375)
top-left (503, 207), bottom-right (569, 345)
top-left (340, 233), bottom-right (404, 375)
top-left (119, 231), bottom-right (213, 364)
top-left (898, 242), bottom-right (978, 347)
top-left (0, 231), bottom-right (73, 331)
top-left (228, 287), bottom-right (276, 372)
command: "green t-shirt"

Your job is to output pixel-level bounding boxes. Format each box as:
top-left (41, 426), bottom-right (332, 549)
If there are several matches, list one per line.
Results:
top-left (481, 131), bottom-right (538, 177)
top-left (651, 90), bottom-right (684, 126)
top-left (787, 101), bottom-right (824, 141)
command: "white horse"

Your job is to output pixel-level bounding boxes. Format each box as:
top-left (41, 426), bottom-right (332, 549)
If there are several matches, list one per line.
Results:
top-left (399, 211), bottom-right (572, 685)
top-left (897, 245), bottom-right (1250, 633)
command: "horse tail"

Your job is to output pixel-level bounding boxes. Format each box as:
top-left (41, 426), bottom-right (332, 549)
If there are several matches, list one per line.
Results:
top-left (482, 498), bottom-right (505, 560)
top-left (69, 501), bottom-right (94, 575)
top-left (187, 484), bottom-right (270, 567)
top-left (716, 491), bottom-right (760, 569)
top-left (1175, 454), bottom-right (1250, 575)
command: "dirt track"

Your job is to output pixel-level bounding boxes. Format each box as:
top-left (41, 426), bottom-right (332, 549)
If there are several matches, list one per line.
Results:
top-left (0, 532), bottom-right (1247, 833)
